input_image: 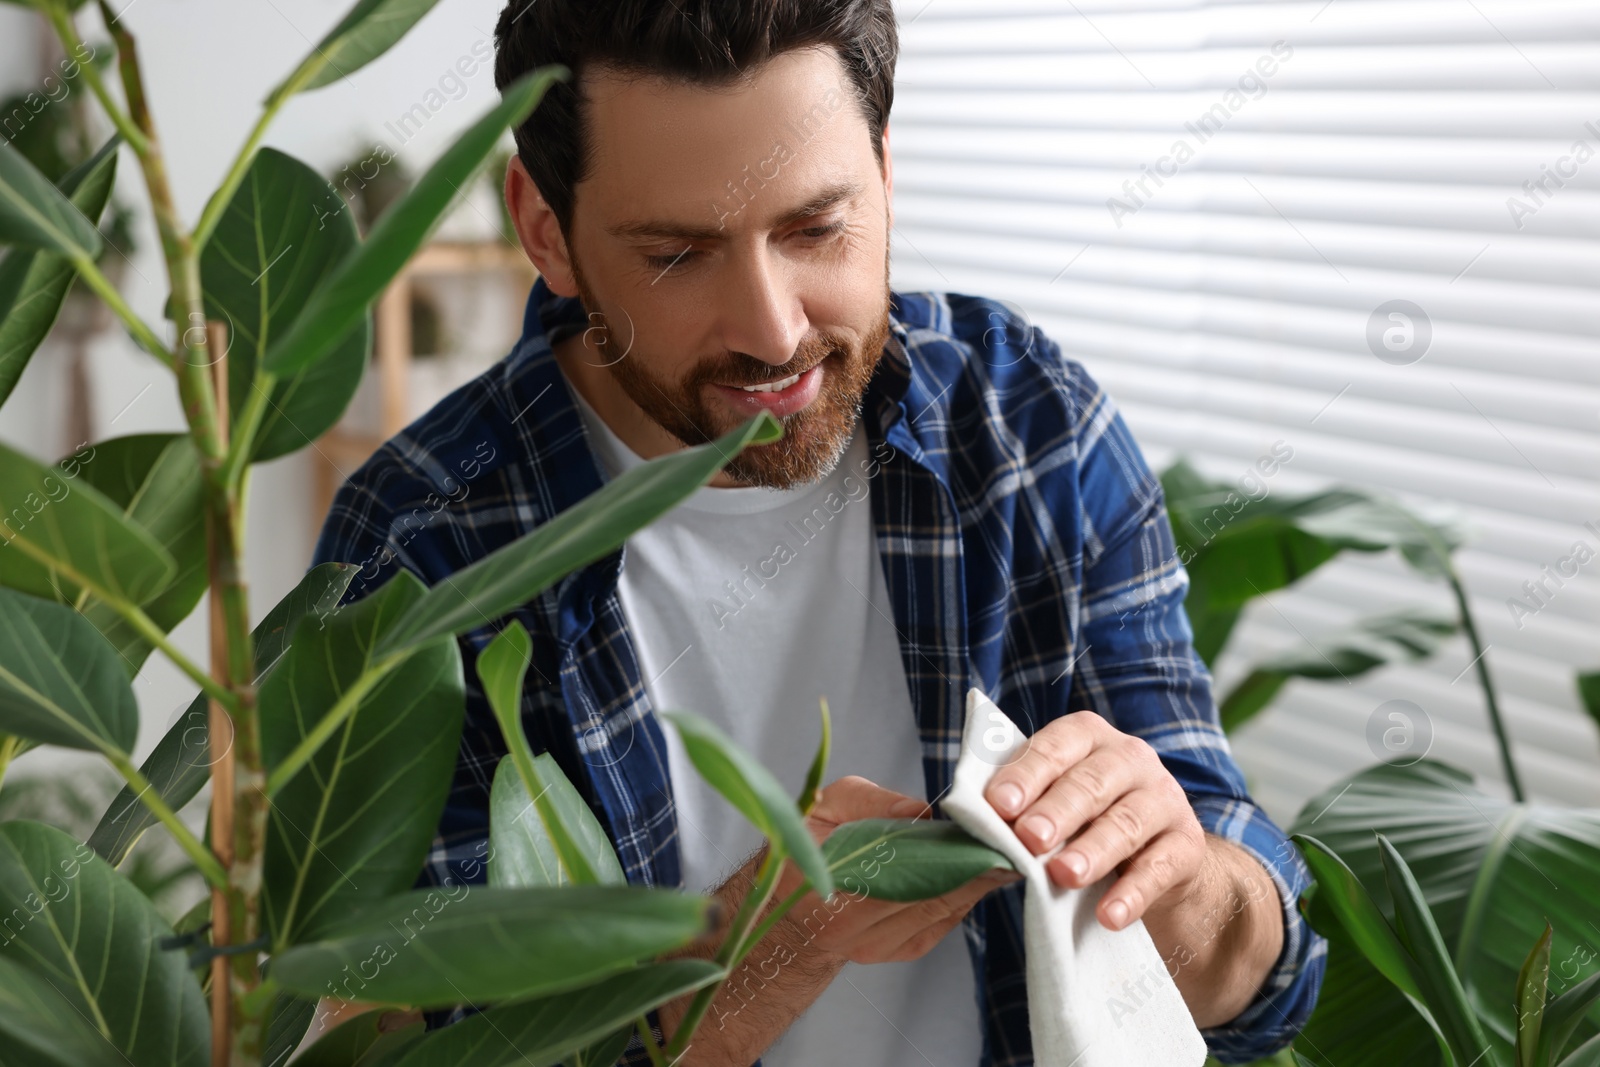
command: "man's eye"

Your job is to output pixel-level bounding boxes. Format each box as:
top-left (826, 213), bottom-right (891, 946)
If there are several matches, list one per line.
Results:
top-left (797, 221), bottom-right (846, 241)
top-left (644, 248), bottom-right (698, 272)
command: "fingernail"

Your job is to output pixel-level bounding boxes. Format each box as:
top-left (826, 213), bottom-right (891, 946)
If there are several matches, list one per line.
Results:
top-left (1105, 899), bottom-right (1129, 928)
top-left (992, 782), bottom-right (1022, 814)
top-left (1062, 850), bottom-right (1088, 881)
top-left (1021, 814), bottom-right (1053, 846)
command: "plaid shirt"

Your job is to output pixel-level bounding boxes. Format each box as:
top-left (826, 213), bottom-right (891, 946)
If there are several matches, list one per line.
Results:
top-left (311, 276), bottom-right (1325, 1065)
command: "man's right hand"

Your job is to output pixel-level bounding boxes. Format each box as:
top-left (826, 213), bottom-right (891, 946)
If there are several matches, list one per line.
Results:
top-left (771, 775), bottom-right (1021, 966)
top-left (654, 774), bottom-right (1017, 1065)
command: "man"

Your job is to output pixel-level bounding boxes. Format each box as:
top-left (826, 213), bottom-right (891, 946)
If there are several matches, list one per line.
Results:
top-left (310, 2), bottom-right (1326, 1064)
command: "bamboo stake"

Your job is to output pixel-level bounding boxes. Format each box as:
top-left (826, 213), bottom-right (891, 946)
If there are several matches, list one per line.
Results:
top-left (206, 320), bottom-right (235, 1067)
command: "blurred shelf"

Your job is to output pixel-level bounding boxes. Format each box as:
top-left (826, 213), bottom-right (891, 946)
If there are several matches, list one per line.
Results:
top-left (312, 239), bottom-right (538, 537)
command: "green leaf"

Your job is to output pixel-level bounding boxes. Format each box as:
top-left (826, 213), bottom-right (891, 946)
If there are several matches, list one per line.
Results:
top-left (88, 563), bottom-right (356, 865)
top-left (1544, 973), bottom-right (1600, 1065)
top-left (382, 960), bottom-right (723, 1067)
top-left (262, 568), bottom-right (465, 945)
top-left (1515, 923), bottom-right (1552, 1067)
top-left (1291, 761), bottom-right (1600, 1064)
top-left (0, 137), bottom-right (101, 256)
top-left (571, 1027), bottom-right (634, 1067)
top-left (489, 754), bottom-right (625, 888)
top-left (665, 708), bottom-right (833, 899)
top-left (1562, 1033), bottom-right (1600, 1067)
top-left (1376, 833), bottom-right (1499, 1067)
top-left (1293, 834), bottom-right (1426, 1005)
top-left (799, 697), bottom-right (831, 815)
top-left (481, 621), bottom-right (606, 886)
top-left (1161, 458), bottom-right (1463, 620)
top-left (276, 0), bottom-right (447, 96)
top-left (0, 134), bottom-right (119, 409)
top-left (263, 994), bottom-right (319, 1067)
top-left (379, 412), bottom-right (781, 655)
top-left (0, 585), bottom-right (137, 752)
top-left (270, 885), bottom-right (718, 1009)
top-left (70, 434), bottom-right (208, 675)
top-left (0, 954), bottom-right (126, 1067)
top-left (0, 820), bottom-right (208, 1066)
top-left (200, 147), bottom-right (370, 462)
top-left (821, 818), bottom-right (1011, 902)
top-left (1578, 672), bottom-right (1600, 739)
top-left (1220, 610), bottom-right (1458, 732)
top-left (263, 68), bottom-right (564, 378)
top-left (288, 1007), bottom-right (422, 1067)
top-left (0, 437), bottom-right (178, 605)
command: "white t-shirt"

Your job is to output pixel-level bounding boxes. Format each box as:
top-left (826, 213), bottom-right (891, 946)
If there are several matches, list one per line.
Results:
top-left (572, 390), bottom-right (983, 1067)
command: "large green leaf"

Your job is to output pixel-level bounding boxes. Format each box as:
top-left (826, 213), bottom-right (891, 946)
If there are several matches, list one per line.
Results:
top-left (1220, 610), bottom-right (1458, 732)
top-left (288, 1007), bottom-right (422, 1067)
top-left (262, 993), bottom-right (319, 1067)
top-left (0, 438), bottom-right (177, 605)
top-left (201, 147), bottom-right (370, 462)
top-left (1291, 761), bottom-right (1600, 1064)
top-left (1578, 672), bottom-right (1600, 739)
top-left (489, 754), bottom-right (625, 888)
top-left (70, 434), bottom-right (208, 675)
top-left (379, 412), bottom-right (782, 655)
top-left (261, 568), bottom-right (465, 946)
top-left (1377, 834), bottom-right (1499, 1067)
top-left (0, 954), bottom-right (126, 1067)
top-left (380, 960), bottom-right (722, 1067)
top-left (269, 885), bottom-right (718, 1009)
top-left (275, 0), bottom-right (447, 96)
top-left (89, 562), bottom-right (357, 865)
top-left (481, 621), bottom-right (608, 886)
top-left (1160, 459), bottom-right (1463, 637)
top-left (0, 138), bottom-right (102, 256)
top-left (0, 820), bottom-right (208, 1066)
top-left (1516, 923), bottom-right (1553, 1067)
top-left (0, 134), bottom-right (119, 409)
top-left (1544, 974), bottom-right (1600, 1065)
top-left (0, 585), bottom-right (137, 752)
top-left (263, 68), bottom-right (564, 379)
top-left (821, 818), bottom-right (1011, 902)
top-left (665, 708), bottom-right (833, 899)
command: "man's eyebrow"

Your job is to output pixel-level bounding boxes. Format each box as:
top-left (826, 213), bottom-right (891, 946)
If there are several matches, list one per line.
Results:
top-left (605, 181), bottom-right (866, 242)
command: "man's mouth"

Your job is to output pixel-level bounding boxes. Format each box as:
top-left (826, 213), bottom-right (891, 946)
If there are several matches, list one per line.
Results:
top-left (709, 362), bottom-right (826, 417)
top-left (739, 370), bottom-right (804, 394)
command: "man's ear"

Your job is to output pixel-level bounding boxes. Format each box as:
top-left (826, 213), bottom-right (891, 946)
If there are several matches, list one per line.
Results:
top-left (880, 124), bottom-right (895, 230)
top-left (505, 154), bottom-right (579, 297)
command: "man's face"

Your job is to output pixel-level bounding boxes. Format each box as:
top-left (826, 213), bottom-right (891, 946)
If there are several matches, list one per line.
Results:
top-left (555, 47), bottom-right (893, 488)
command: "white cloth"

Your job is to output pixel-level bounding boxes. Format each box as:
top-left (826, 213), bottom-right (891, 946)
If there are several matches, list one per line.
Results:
top-left (942, 688), bottom-right (1209, 1067)
top-left (571, 389), bottom-right (983, 1066)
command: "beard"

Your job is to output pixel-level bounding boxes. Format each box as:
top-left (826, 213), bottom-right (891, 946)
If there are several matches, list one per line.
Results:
top-left (570, 261), bottom-right (891, 489)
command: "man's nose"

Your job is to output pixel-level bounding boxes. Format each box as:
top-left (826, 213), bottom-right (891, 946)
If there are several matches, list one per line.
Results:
top-left (718, 247), bottom-right (808, 367)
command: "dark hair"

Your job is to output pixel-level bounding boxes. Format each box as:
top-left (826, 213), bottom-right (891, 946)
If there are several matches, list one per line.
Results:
top-left (493, 0), bottom-right (897, 234)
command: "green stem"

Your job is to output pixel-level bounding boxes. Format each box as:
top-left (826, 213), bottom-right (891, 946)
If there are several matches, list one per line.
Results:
top-left (634, 1016), bottom-right (668, 1067)
top-left (0, 736), bottom-right (22, 792)
top-left (42, 5), bottom-right (151, 156)
top-left (740, 884), bottom-right (809, 960)
top-left (69, 252), bottom-right (172, 366)
top-left (105, 749), bottom-right (228, 888)
top-left (221, 370), bottom-right (278, 493)
top-left (1381, 498), bottom-right (1525, 802)
top-left (263, 651), bottom-right (410, 795)
top-left (1447, 570), bottom-right (1524, 802)
top-left (665, 845), bottom-right (788, 1059)
top-left (192, 83), bottom-right (301, 253)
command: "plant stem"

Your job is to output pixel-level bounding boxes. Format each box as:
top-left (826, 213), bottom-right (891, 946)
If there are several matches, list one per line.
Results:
top-left (665, 845), bottom-right (789, 1059)
top-left (0, 736), bottom-right (22, 792)
top-left (43, 4), bottom-right (150, 156)
top-left (221, 371), bottom-right (278, 493)
top-left (263, 651), bottom-right (410, 795)
top-left (634, 1016), bottom-right (669, 1067)
top-left (104, 750), bottom-right (228, 887)
top-left (1382, 498), bottom-right (1525, 802)
top-left (1446, 571), bottom-right (1524, 802)
top-left (67, 252), bottom-right (172, 366)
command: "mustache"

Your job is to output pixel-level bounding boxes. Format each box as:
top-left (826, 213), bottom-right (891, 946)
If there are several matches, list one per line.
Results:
top-left (685, 334), bottom-right (846, 389)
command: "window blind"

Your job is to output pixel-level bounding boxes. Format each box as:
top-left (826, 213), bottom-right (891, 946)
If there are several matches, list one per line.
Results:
top-left (886, 0), bottom-right (1600, 822)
